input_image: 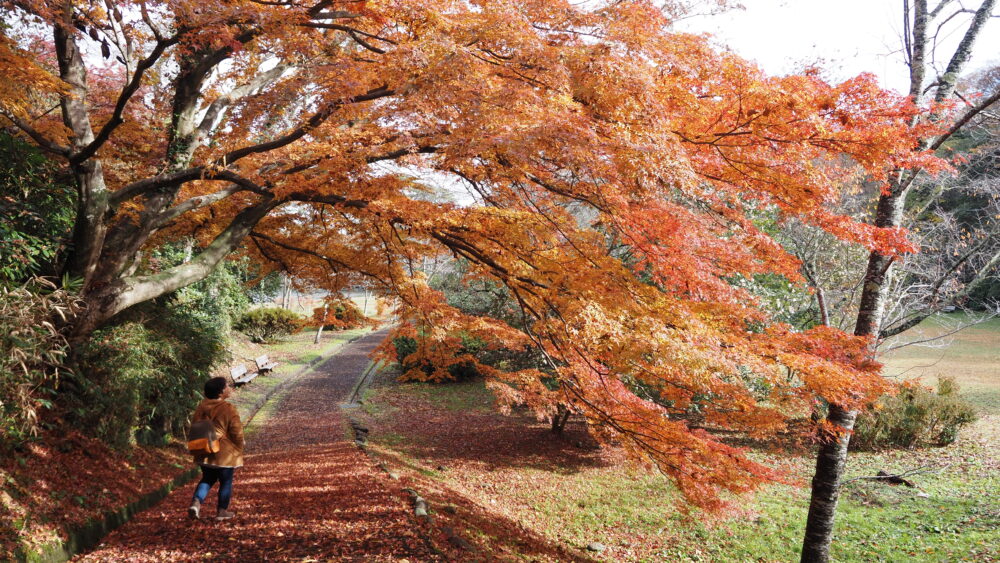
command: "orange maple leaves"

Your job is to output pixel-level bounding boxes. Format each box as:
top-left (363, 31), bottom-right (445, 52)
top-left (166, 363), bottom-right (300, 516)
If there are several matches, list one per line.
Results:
top-left (2, 0), bottom-right (949, 510)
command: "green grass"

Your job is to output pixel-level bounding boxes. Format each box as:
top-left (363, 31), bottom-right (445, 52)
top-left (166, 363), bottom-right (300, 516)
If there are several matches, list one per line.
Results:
top-left (392, 379), bottom-right (495, 412)
top-left (882, 313), bottom-right (1000, 415)
top-left (267, 327), bottom-right (370, 374)
top-left (673, 467), bottom-right (998, 562)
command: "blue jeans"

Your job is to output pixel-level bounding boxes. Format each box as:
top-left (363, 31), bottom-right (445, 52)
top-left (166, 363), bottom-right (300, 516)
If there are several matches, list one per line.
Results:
top-left (193, 466), bottom-right (234, 510)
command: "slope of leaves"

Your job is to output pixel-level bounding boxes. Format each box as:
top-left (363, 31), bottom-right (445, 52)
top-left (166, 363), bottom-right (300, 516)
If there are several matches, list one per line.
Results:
top-left (0, 431), bottom-right (190, 559)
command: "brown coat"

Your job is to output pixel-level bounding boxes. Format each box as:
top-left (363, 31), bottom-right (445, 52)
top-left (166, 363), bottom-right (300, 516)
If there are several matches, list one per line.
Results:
top-left (191, 398), bottom-right (244, 468)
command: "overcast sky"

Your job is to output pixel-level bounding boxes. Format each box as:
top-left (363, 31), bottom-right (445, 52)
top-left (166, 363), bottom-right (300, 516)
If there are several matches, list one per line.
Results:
top-left (676, 0), bottom-right (1000, 94)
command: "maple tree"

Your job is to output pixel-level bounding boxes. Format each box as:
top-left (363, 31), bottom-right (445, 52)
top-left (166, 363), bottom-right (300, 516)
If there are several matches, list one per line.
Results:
top-left (1, 0), bottom-right (942, 523)
top-left (311, 294), bottom-right (372, 330)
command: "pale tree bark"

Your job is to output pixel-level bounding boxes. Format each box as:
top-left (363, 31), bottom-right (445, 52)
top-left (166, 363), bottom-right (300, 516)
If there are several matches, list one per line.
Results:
top-left (54, 10), bottom-right (110, 288)
top-left (801, 1), bottom-right (998, 560)
top-left (314, 304), bottom-right (328, 344)
top-left (0, 2), bottom-right (390, 340)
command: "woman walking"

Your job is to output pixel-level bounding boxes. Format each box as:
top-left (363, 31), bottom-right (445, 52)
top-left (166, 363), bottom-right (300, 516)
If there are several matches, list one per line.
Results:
top-left (188, 376), bottom-right (244, 521)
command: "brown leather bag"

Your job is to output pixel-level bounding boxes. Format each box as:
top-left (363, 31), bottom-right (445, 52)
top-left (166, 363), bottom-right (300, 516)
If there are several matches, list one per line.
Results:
top-left (186, 404), bottom-right (224, 455)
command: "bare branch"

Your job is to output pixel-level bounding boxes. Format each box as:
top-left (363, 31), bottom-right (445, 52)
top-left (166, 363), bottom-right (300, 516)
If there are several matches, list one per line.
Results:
top-left (115, 197), bottom-right (278, 313)
top-left (218, 86), bottom-right (395, 166)
top-left (882, 312), bottom-right (997, 352)
top-left (933, 0), bottom-right (997, 103)
top-left (312, 10), bottom-right (364, 19)
top-left (285, 191), bottom-right (369, 209)
top-left (196, 64), bottom-right (291, 142)
top-left (250, 230), bottom-right (353, 272)
top-left (109, 167), bottom-right (207, 205)
top-left (154, 185), bottom-right (247, 227)
top-left (930, 87), bottom-right (1000, 150)
top-left (842, 466), bottom-right (941, 485)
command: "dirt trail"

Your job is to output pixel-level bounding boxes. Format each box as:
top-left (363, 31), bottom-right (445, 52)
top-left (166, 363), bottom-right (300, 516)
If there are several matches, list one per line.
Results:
top-left (75, 329), bottom-right (441, 562)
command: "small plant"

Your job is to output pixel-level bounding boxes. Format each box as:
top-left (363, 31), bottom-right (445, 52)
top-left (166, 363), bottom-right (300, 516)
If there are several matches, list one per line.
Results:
top-left (235, 307), bottom-right (303, 343)
top-left (0, 278), bottom-right (80, 449)
top-left (852, 376), bottom-right (979, 450)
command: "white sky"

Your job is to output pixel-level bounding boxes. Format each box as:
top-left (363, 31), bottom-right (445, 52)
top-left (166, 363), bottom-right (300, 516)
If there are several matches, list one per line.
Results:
top-left (676, 0), bottom-right (1000, 94)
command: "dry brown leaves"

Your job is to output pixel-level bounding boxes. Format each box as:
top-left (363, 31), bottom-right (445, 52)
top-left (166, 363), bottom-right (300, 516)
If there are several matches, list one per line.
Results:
top-left (73, 329), bottom-right (448, 561)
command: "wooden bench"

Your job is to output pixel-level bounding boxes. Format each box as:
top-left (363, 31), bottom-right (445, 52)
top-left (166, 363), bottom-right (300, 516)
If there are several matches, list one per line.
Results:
top-left (254, 354), bottom-right (279, 375)
top-left (229, 364), bottom-right (258, 387)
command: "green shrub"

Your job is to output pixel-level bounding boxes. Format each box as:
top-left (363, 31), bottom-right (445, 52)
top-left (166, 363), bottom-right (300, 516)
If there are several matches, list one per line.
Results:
top-left (70, 303), bottom-right (228, 449)
top-left (235, 307), bottom-right (303, 343)
top-left (0, 278), bottom-right (80, 449)
top-left (66, 254), bottom-right (243, 449)
top-left (0, 132), bottom-right (76, 282)
top-left (852, 377), bottom-right (979, 450)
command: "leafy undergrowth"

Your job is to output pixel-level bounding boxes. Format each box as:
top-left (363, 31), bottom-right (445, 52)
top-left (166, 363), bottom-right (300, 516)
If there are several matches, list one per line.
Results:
top-left (0, 431), bottom-right (189, 558)
top-left (358, 370), bottom-right (1000, 562)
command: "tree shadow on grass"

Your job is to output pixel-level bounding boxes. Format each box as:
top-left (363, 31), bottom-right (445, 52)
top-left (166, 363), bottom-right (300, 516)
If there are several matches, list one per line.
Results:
top-left (362, 381), bottom-right (619, 476)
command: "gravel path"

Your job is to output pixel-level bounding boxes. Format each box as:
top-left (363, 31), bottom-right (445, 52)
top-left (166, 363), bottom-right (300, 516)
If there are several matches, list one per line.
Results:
top-left (75, 329), bottom-right (440, 562)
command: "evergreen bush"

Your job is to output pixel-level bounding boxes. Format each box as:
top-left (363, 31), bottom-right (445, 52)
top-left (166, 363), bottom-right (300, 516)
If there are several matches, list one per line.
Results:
top-left (66, 256), bottom-right (247, 448)
top-left (235, 307), bottom-right (303, 343)
top-left (0, 132), bottom-right (76, 282)
top-left (852, 377), bottom-right (979, 450)
top-left (70, 298), bottom-right (229, 448)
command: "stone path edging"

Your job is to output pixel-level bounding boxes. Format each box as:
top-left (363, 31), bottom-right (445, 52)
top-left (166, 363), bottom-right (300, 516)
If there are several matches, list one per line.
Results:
top-left (15, 468), bottom-right (200, 563)
top-left (344, 373), bottom-right (476, 555)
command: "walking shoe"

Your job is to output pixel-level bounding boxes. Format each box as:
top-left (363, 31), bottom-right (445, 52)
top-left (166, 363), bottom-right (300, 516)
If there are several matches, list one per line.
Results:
top-left (187, 499), bottom-right (201, 520)
top-left (215, 509), bottom-right (235, 521)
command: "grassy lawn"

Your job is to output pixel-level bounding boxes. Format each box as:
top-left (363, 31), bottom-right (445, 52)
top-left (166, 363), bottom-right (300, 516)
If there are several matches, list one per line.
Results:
top-left (882, 314), bottom-right (1000, 418)
top-left (358, 317), bottom-right (1000, 562)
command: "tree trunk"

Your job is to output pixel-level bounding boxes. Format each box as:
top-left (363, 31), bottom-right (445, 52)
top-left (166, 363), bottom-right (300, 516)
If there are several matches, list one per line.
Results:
top-left (314, 304), bottom-right (328, 344)
top-left (800, 218), bottom-right (896, 561)
top-left (801, 190), bottom-right (905, 561)
top-left (801, 2), bottom-right (997, 552)
top-left (551, 404), bottom-right (571, 434)
top-left (800, 404), bottom-right (857, 562)
top-left (67, 199), bottom-right (276, 342)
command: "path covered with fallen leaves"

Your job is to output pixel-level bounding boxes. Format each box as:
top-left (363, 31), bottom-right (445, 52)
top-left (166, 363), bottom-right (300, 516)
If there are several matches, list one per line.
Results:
top-left (75, 329), bottom-right (442, 562)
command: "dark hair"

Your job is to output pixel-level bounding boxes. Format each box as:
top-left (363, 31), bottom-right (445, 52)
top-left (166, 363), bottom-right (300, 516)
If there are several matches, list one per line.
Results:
top-left (204, 377), bottom-right (228, 399)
